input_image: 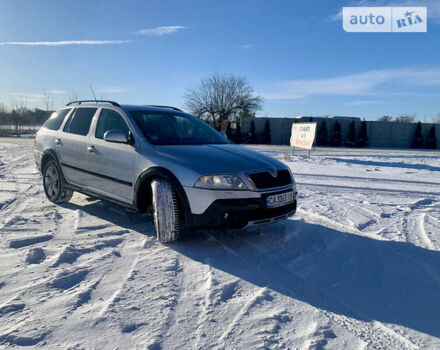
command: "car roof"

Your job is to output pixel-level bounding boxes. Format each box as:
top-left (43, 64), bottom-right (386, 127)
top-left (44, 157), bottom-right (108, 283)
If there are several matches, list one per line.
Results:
top-left (119, 104), bottom-right (184, 113)
top-left (63, 101), bottom-right (184, 114)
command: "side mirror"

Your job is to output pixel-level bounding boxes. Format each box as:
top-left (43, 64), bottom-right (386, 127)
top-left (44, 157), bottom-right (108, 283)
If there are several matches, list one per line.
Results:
top-left (104, 130), bottom-right (129, 144)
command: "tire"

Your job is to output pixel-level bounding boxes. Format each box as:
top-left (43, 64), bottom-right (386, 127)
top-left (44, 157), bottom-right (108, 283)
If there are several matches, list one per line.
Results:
top-left (151, 178), bottom-right (181, 242)
top-left (43, 159), bottom-right (73, 204)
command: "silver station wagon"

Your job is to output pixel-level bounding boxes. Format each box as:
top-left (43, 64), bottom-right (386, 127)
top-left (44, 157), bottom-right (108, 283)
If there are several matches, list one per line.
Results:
top-left (34, 100), bottom-right (298, 242)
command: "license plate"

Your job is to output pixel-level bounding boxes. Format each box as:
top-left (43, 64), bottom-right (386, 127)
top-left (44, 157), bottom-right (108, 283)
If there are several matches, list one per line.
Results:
top-left (266, 191), bottom-right (294, 208)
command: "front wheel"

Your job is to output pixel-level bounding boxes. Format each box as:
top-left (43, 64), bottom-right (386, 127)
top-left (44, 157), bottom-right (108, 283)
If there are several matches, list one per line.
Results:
top-left (151, 179), bottom-right (181, 242)
top-left (43, 160), bottom-right (73, 204)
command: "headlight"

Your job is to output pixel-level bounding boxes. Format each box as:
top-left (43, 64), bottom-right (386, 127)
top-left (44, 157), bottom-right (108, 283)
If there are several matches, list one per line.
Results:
top-left (194, 175), bottom-right (247, 190)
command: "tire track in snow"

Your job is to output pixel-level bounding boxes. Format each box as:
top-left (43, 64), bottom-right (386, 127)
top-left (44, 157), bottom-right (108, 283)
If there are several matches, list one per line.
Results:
top-left (298, 181), bottom-right (440, 198)
top-left (417, 213), bottom-right (435, 250)
top-left (154, 254), bottom-right (189, 348)
top-left (216, 287), bottom-right (270, 349)
top-left (96, 243), bottom-right (143, 320)
top-left (401, 208), bottom-right (438, 253)
top-left (92, 239), bottom-right (184, 349)
top-left (295, 172), bottom-right (440, 187)
top-left (192, 262), bottom-right (215, 350)
top-left (189, 264), bottom-right (245, 349)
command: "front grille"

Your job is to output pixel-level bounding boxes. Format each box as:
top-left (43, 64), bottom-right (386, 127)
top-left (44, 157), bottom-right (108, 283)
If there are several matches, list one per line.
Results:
top-left (248, 170), bottom-right (292, 190)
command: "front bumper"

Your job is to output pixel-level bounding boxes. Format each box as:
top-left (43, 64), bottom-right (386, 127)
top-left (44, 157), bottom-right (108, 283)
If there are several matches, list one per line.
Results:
top-left (185, 186), bottom-right (297, 229)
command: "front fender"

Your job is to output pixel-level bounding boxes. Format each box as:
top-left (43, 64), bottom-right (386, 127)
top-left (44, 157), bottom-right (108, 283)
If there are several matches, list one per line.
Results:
top-left (134, 167), bottom-right (192, 223)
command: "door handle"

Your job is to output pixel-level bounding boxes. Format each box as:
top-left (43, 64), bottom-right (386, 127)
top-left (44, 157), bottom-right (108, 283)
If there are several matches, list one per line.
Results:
top-left (55, 138), bottom-right (62, 146)
top-left (87, 145), bottom-right (96, 153)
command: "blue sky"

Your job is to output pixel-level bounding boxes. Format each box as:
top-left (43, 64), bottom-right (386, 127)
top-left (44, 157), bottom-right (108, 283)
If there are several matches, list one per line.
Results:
top-left (1, 0), bottom-right (439, 121)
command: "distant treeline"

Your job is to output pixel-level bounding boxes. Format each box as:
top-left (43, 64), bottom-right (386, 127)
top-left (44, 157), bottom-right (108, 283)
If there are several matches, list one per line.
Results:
top-left (0, 107), bottom-right (52, 135)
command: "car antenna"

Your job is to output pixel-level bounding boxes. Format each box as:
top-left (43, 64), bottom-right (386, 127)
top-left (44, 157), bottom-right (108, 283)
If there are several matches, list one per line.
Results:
top-left (89, 84), bottom-right (97, 102)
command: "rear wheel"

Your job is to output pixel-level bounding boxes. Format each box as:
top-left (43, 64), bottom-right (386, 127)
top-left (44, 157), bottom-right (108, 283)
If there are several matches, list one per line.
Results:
top-left (43, 160), bottom-right (73, 203)
top-left (151, 178), bottom-right (181, 242)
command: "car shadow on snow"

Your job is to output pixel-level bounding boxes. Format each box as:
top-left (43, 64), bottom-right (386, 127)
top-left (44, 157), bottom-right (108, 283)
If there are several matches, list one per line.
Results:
top-left (61, 198), bottom-right (156, 237)
top-left (175, 219), bottom-right (440, 339)
top-left (63, 198), bottom-right (440, 339)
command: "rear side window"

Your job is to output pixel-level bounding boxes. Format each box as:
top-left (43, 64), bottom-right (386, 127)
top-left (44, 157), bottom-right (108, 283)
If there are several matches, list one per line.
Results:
top-left (95, 109), bottom-right (130, 139)
top-left (44, 109), bottom-right (70, 130)
top-left (65, 108), bottom-right (97, 136)
top-left (63, 108), bottom-right (76, 132)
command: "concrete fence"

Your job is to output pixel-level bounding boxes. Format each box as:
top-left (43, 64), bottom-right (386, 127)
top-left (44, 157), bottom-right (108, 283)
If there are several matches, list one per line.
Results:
top-left (241, 117), bottom-right (440, 149)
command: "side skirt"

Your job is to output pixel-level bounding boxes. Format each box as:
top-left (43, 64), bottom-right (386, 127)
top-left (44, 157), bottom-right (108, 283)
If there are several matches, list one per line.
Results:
top-left (64, 183), bottom-right (138, 212)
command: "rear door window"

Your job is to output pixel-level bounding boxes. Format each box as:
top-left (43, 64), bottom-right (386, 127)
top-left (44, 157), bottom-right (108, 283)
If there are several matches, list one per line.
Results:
top-left (44, 109), bottom-right (71, 130)
top-left (64, 108), bottom-right (97, 136)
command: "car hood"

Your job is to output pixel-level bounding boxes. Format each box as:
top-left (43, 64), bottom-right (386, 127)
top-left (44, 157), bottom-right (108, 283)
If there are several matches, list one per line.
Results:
top-left (152, 144), bottom-right (286, 175)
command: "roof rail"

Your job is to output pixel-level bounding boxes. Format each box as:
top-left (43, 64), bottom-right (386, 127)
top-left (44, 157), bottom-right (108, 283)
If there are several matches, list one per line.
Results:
top-left (147, 105), bottom-right (182, 112)
top-left (66, 100), bottom-right (120, 107)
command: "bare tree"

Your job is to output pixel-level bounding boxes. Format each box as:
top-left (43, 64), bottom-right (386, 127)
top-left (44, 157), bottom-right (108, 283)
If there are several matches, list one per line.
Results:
top-left (0, 103), bottom-right (7, 129)
top-left (378, 115), bottom-right (393, 122)
top-left (10, 99), bottom-right (25, 135)
top-left (0, 103), bottom-right (7, 117)
top-left (395, 114), bottom-right (416, 123)
top-left (184, 73), bottom-right (263, 130)
top-left (17, 98), bottom-right (31, 133)
top-left (68, 90), bottom-right (79, 103)
top-left (42, 92), bottom-right (54, 111)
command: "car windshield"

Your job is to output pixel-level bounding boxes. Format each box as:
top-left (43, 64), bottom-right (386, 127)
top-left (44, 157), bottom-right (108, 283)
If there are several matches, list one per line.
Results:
top-left (129, 110), bottom-right (228, 145)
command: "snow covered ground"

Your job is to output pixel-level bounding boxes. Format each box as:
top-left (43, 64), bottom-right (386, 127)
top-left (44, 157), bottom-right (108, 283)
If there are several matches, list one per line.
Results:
top-left (1, 139), bottom-right (440, 349)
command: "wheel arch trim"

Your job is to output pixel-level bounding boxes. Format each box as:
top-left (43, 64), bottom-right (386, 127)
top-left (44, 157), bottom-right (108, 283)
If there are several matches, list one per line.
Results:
top-left (134, 167), bottom-right (191, 222)
top-left (41, 148), bottom-right (68, 184)
top-left (41, 148), bottom-right (59, 171)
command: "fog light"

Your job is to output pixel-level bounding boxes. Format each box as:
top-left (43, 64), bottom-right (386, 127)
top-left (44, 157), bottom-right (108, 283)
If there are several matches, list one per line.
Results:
top-left (223, 213), bottom-right (229, 220)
